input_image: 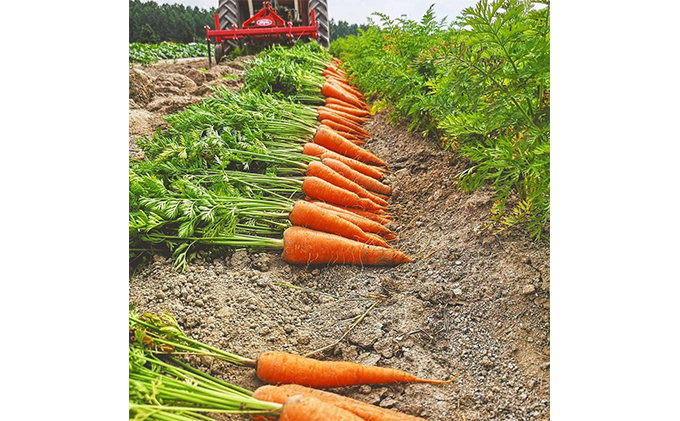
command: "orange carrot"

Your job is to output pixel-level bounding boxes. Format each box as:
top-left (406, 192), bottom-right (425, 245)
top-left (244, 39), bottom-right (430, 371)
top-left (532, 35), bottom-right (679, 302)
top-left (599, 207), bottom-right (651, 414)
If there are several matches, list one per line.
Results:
top-left (329, 80), bottom-right (366, 105)
top-left (326, 96), bottom-right (368, 111)
top-left (323, 157), bottom-right (392, 196)
top-left (318, 106), bottom-right (369, 125)
top-left (318, 109), bottom-right (368, 132)
top-left (321, 119), bottom-right (368, 138)
top-left (307, 201), bottom-right (396, 238)
top-left (321, 82), bottom-right (365, 109)
top-left (289, 201), bottom-right (388, 248)
top-left (306, 199), bottom-right (393, 227)
top-left (254, 385), bottom-right (425, 421)
top-left (314, 127), bottom-right (385, 166)
top-left (326, 77), bottom-right (365, 99)
top-left (320, 106), bottom-right (369, 123)
top-left (332, 57), bottom-right (344, 66)
top-left (281, 385), bottom-right (424, 421)
top-left (303, 143), bottom-right (384, 180)
top-left (280, 395), bottom-right (364, 421)
top-left (302, 176), bottom-right (383, 212)
top-left (306, 162), bottom-right (389, 207)
top-left (326, 103), bottom-right (370, 117)
top-left (281, 227), bottom-right (408, 265)
top-left (257, 351), bottom-right (452, 387)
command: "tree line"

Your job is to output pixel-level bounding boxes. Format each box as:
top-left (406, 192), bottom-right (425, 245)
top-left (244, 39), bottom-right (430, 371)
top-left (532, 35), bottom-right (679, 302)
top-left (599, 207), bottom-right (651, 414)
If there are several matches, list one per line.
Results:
top-left (329, 19), bottom-right (369, 42)
top-left (130, 0), bottom-right (216, 43)
top-left (129, 0), bottom-right (367, 44)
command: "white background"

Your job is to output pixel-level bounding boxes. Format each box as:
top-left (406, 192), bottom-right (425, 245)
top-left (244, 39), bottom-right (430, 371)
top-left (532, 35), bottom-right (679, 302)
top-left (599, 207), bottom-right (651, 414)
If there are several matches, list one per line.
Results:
top-left (0, 1), bottom-right (679, 419)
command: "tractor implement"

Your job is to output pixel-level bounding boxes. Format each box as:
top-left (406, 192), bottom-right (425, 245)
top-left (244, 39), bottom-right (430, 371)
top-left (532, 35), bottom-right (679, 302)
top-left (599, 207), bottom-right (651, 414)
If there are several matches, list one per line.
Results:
top-left (205, 0), bottom-right (329, 66)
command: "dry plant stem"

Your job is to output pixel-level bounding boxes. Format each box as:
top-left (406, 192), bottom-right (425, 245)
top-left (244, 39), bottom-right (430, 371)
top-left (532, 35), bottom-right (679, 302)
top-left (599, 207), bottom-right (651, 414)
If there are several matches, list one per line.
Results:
top-left (304, 301), bottom-right (379, 357)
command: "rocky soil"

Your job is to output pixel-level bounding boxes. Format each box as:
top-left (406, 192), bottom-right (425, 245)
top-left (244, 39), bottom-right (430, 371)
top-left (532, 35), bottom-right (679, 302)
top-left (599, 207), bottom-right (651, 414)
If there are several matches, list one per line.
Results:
top-left (129, 60), bottom-right (550, 420)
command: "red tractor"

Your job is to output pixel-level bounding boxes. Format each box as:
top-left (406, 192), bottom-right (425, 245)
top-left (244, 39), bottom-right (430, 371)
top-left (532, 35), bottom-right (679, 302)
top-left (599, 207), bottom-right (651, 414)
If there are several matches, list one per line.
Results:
top-left (205, 0), bottom-right (330, 65)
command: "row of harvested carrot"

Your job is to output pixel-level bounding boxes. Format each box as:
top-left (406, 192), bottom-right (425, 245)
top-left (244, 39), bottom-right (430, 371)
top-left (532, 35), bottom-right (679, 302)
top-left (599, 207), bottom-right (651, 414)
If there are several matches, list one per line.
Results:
top-left (280, 58), bottom-right (411, 266)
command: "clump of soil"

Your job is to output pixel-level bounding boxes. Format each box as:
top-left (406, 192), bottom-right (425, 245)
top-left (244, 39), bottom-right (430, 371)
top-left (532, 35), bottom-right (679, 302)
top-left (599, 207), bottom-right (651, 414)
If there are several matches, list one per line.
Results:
top-left (129, 109), bottom-right (550, 420)
top-left (128, 57), bottom-right (251, 159)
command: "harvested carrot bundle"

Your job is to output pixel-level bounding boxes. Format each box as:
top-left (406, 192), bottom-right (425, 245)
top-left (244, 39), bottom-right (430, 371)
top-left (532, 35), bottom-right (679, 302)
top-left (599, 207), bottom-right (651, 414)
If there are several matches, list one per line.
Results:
top-left (323, 157), bottom-right (392, 196)
top-left (306, 162), bottom-right (389, 207)
top-left (289, 201), bottom-right (388, 248)
top-left (254, 385), bottom-right (425, 421)
top-left (303, 176), bottom-right (383, 212)
top-left (314, 126), bottom-right (385, 166)
top-left (257, 350), bottom-right (452, 387)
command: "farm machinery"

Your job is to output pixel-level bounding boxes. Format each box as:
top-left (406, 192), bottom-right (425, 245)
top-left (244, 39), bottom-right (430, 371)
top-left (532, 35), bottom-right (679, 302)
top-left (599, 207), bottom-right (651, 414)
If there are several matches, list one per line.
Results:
top-left (205, 0), bottom-right (330, 65)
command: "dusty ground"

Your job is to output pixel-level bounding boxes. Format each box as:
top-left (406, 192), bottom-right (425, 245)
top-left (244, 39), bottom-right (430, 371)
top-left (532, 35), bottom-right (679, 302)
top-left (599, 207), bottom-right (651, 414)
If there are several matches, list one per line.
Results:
top-left (129, 61), bottom-right (550, 420)
top-left (129, 57), bottom-right (250, 160)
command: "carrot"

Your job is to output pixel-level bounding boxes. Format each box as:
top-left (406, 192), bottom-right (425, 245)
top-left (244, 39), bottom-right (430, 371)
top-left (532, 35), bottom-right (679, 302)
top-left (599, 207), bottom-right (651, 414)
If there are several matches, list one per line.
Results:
top-left (282, 385), bottom-right (424, 421)
top-left (314, 127), bottom-right (385, 166)
top-left (280, 395), bottom-right (364, 421)
top-left (326, 103), bottom-right (370, 117)
top-left (254, 385), bottom-right (425, 421)
top-left (329, 80), bottom-right (366, 105)
top-left (257, 351), bottom-right (452, 387)
top-left (289, 201), bottom-right (388, 248)
top-left (323, 68), bottom-right (345, 80)
top-left (302, 176), bottom-right (383, 212)
top-left (306, 162), bottom-right (389, 207)
top-left (323, 157), bottom-right (392, 196)
top-left (306, 201), bottom-right (395, 238)
top-left (319, 106), bottom-right (369, 125)
top-left (326, 96), bottom-right (368, 111)
top-left (321, 119), bottom-right (368, 138)
top-left (303, 143), bottom-right (384, 180)
top-left (327, 78), bottom-right (365, 100)
top-left (322, 105), bottom-right (370, 121)
top-left (318, 108), bottom-right (369, 133)
top-left (306, 199), bottom-right (393, 227)
top-left (323, 106), bottom-right (369, 124)
top-left (321, 82), bottom-right (365, 109)
top-left (281, 227), bottom-right (408, 266)
top-left (332, 57), bottom-right (344, 66)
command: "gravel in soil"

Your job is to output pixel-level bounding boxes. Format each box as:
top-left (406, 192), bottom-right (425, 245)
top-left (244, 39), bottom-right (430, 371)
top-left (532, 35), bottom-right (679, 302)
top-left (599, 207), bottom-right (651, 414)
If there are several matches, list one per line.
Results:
top-left (129, 70), bottom-right (550, 420)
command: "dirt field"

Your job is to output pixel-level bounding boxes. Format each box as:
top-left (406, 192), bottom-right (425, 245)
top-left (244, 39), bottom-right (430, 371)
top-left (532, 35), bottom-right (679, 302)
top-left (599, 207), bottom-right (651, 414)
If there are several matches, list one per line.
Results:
top-left (129, 59), bottom-right (550, 420)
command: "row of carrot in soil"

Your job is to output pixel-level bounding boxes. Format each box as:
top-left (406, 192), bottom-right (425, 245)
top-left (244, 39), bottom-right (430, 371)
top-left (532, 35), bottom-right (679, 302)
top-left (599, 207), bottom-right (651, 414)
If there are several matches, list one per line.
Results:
top-left (279, 57), bottom-right (410, 266)
top-left (130, 43), bottom-right (411, 270)
top-left (130, 311), bottom-right (452, 420)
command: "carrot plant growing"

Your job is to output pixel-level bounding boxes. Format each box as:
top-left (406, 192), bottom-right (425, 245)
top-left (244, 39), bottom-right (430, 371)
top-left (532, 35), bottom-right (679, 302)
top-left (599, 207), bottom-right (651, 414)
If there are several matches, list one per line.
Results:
top-left (331, 0), bottom-right (550, 238)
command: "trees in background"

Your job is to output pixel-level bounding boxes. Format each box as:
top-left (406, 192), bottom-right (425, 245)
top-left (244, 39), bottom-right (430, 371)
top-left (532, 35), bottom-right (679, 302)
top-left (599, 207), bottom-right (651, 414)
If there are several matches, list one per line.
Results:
top-left (130, 0), bottom-right (216, 43)
top-left (329, 19), bottom-right (368, 42)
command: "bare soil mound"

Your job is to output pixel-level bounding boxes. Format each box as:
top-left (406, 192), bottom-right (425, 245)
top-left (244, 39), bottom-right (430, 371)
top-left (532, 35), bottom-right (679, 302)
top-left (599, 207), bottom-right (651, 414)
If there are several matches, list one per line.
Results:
top-left (128, 57), bottom-right (250, 159)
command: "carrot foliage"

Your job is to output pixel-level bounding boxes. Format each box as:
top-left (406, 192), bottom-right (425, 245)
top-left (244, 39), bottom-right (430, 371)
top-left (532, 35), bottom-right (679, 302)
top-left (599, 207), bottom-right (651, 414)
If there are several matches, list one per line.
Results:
top-left (331, 0), bottom-right (550, 239)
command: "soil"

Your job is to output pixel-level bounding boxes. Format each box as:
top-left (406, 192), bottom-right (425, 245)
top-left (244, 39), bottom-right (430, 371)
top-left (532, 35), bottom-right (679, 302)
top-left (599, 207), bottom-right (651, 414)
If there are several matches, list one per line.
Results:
top-left (129, 61), bottom-right (550, 420)
top-left (129, 57), bottom-right (250, 160)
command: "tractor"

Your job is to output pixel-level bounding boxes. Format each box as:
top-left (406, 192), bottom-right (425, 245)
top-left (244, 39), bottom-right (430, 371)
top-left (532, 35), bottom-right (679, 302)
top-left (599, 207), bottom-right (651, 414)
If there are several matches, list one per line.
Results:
top-left (205, 0), bottom-right (330, 65)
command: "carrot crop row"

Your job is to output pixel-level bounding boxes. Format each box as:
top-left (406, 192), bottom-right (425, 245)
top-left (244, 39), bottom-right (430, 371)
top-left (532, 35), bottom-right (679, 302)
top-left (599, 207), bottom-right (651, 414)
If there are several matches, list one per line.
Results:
top-left (280, 58), bottom-right (411, 267)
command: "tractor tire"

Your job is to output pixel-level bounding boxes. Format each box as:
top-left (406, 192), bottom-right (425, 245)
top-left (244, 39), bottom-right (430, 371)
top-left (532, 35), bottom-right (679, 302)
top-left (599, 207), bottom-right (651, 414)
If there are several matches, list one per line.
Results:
top-left (309, 0), bottom-right (330, 48)
top-left (218, 0), bottom-right (240, 51)
top-left (215, 43), bottom-right (225, 64)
